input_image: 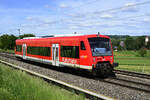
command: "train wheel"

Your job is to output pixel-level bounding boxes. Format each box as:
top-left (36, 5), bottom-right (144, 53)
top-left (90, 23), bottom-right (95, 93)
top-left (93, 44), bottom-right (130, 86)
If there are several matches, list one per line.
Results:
top-left (93, 62), bottom-right (115, 78)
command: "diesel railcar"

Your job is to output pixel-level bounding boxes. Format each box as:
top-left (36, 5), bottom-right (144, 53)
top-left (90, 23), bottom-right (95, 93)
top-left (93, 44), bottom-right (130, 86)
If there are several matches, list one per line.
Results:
top-left (15, 34), bottom-right (118, 77)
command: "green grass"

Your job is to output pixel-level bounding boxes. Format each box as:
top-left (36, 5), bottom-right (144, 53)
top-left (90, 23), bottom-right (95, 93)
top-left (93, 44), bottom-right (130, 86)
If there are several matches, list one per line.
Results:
top-left (0, 63), bottom-right (85, 100)
top-left (115, 65), bottom-right (150, 74)
top-left (114, 57), bottom-right (150, 65)
top-left (114, 50), bottom-right (150, 57)
top-left (0, 49), bottom-right (14, 53)
top-left (114, 50), bottom-right (150, 74)
top-left (114, 50), bottom-right (137, 57)
top-left (114, 50), bottom-right (150, 65)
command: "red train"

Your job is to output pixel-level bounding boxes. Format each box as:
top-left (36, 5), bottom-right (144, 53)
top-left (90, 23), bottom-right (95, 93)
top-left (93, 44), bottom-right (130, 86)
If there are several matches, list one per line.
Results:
top-left (15, 34), bottom-right (118, 77)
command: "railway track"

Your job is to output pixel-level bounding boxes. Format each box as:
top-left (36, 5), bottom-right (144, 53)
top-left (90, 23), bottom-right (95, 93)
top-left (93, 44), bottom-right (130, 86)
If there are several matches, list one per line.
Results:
top-left (114, 69), bottom-right (150, 79)
top-left (101, 76), bottom-right (150, 93)
top-left (0, 52), bottom-right (150, 100)
top-left (2, 52), bottom-right (150, 80)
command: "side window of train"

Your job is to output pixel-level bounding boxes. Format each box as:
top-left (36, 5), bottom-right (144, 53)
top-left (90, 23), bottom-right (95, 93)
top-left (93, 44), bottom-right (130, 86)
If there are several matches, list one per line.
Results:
top-left (61, 46), bottom-right (79, 58)
top-left (16, 45), bottom-right (22, 52)
top-left (81, 41), bottom-right (86, 50)
top-left (27, 46), bottom-right (51, 56)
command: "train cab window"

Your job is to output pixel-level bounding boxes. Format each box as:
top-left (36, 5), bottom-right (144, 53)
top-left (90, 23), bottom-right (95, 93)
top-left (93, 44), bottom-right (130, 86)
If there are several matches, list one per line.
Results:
top-left (81, 41), bottom-right (86, 50)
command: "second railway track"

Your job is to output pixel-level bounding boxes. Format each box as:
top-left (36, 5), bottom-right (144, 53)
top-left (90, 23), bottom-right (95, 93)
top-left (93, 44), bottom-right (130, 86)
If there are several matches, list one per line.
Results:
top-left (114, 69), bottom-right (150, 79)
top-left (0, 52), bottom-right (150, 100)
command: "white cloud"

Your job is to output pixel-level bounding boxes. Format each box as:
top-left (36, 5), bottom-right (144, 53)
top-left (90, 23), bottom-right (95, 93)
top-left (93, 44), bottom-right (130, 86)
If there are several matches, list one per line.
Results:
top-left (143, 18), bottom-right (150, 22)
top-left (26, 16), bottom-right (57, 24)
top-left (100, 13), bottom-right (113, 19)
top-left (125, 2), bottom-right (135, 6)
top-left (44, 5), bottom-right (50, 8)
top-left (69, 13), bottom-right (83, 18)
top-left (121, 2), bottom-right (139, 12)
top-left (59, 3), bottom-right (68, 8)
top-left (69, 25), bottom-right (79, 29)
top-left (26, 17), bottom-right (33, 21)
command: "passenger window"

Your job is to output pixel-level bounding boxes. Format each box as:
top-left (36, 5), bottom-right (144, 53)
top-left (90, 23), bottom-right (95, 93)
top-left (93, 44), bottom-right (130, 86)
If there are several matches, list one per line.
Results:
top-left (16, 45), bottom-right (22, 52)
top-left (81, 41), bottom-right (86, 50)
top-left (27, 46), bottom-right (51, 56)
top-left (61, 46), bottom-right (79, 58)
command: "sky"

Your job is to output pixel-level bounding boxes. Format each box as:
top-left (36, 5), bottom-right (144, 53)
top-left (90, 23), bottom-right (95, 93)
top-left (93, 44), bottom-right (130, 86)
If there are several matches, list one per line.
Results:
top-left (0, 0), bottom-right (150, 36)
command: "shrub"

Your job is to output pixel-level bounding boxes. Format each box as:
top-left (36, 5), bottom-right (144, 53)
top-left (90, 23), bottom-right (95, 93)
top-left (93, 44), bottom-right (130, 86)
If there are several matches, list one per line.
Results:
top-left (138, 48), bottom-right (147, 57)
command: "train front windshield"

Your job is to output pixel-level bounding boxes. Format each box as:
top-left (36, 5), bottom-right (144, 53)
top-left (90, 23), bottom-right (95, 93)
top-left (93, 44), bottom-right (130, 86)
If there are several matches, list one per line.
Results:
top-left (88, 37), bottom-right (112, 56)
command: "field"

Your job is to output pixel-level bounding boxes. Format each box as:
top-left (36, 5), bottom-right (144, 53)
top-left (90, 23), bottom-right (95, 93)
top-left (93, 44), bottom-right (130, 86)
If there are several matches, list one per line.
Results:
top-left (114, 50), bottom-right (150, 74)
top-left (0, 63), bottom-right (85, 100)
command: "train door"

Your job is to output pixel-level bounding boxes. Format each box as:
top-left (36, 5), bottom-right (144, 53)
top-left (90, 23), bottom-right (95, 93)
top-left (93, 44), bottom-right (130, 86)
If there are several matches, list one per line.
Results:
top-left (22, 44), bottom-right (27, 59)
top-left (52, 44), bottom-right (59, 66)
top-left (80, 41), bottom-right (88, 66)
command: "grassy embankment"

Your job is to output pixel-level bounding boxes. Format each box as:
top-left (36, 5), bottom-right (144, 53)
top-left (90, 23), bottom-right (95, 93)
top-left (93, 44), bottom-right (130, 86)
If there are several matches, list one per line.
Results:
top-left (114, 50), bottom-right (150, 74)
top-left (0, 63), bottom-right (85, 100)
top-left (0, 49), bottom-right (14, 53)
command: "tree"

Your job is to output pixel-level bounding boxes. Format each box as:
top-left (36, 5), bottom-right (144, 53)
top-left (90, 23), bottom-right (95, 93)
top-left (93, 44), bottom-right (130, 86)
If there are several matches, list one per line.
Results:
top-left (0, 34), bottom-right (17, 50)
top-left (135, 36), bottom-right (145, 50)
top-left (124, 36), bottom-right (136, 50)
top-left (9, 35), bottom-right (18, 49)
top-left (19, 34), bottom-right (35, 39)
top-left (111, 39), bottom-right (120, 49)
top-left (0, 34), bottom-right (10, 49)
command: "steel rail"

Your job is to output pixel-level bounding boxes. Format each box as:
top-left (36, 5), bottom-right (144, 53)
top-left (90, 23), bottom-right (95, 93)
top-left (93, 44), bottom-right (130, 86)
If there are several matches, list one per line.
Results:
top-left (0, 59), bottom-right (115, 100)
top-left (101, 78), bottom-right (150, 93)
top-left (114, 69), bottom-right (150, 79)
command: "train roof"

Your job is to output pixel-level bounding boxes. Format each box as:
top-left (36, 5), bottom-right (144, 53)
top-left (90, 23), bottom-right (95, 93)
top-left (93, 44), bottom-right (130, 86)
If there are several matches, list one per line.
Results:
top-left (22, 34), bottom-right (83, 39)
top-left (16, 34), bottom-right (110, 41)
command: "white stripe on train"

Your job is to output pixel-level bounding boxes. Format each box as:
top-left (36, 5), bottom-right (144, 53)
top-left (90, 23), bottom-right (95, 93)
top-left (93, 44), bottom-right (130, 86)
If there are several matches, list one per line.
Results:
top-left (15, 54), bottom-right (92, 70)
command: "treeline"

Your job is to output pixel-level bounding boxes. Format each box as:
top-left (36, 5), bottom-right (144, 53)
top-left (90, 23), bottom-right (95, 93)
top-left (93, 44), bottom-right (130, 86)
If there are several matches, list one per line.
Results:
top-left (0, 34), bottom-right (35, 50)
top-left (111, 36), bottom-right (150, 50)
